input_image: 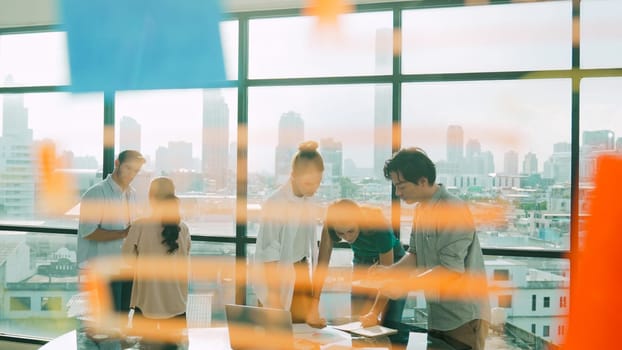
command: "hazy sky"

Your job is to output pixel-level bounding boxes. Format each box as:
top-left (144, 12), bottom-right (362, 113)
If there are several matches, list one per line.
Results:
top-left (0, 0), bottom-right (621, 174)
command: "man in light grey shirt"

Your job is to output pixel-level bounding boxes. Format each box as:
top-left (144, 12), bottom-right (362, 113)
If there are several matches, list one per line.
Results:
top-left (76, 150), bottom-right (145, 350)
top-left (78, 150), bottom-right (145, 304)
top-left (378, 147), bottom-right (490, 350)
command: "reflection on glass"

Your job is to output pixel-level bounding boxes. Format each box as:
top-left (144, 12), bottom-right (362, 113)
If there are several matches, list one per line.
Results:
top-left (0, 92), bottom-right (103, 228)
top-left (401, 79), bottom-right (571, 249)
top-left (402, 1), bottom-right (572, 74)
top-left (249, 12), bottom-right (393, 78)
top-left (115, 88), bottom-right (238, 237)
top-left (247, 84), bottom-right (392, 237)
top-left (0, 32), bottom-right (70, 87)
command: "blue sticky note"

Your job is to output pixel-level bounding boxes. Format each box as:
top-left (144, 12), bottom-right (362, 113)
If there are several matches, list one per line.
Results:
top-left (60, 0), bottom-right (228, 92)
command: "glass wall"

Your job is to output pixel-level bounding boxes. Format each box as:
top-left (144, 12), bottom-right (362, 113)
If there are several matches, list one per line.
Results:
top-left (115, 88), bottom-right (238, 237)
top-left (401, 1), bottom-right (572, 74)
top-left (0, 92), bottom-right (103, 228)
top-left (0, 231), bottom-right (78, 338)
top-left (401, 79), bottom-right (572, 250)
top-left (247, 84), bottom-right (392, 236)
top-left (249, 12), bottom-right (393, 78)
top-left (1, 0), bottom-right (621, 346)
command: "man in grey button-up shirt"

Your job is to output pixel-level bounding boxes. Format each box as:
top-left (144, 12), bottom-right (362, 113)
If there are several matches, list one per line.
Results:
top-left (378, 147), bottom-right (490, 350)
top-left (77, 150), bottom-right (145, 300)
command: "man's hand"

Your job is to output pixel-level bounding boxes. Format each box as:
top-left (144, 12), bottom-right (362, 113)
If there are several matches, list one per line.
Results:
top-left (359, 311), bottom-right (379, 328)
top-left (306, 306), bottom-right (326, 328)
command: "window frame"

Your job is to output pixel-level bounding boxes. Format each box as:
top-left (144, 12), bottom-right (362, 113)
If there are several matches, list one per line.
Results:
top-left (1, 0), bottom-right (621, 343)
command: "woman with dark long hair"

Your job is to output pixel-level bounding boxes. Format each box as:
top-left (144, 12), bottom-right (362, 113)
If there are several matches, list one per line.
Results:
top-left (122, 177), bottom-right (191, 349)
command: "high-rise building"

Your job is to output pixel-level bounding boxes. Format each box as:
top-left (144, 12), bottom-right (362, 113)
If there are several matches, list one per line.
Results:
top-left (447, 125), bottom-right (464, 164)
top-left (202, 90), bottom-right (230, 190)
top-left (168, 141), bottom-right (193, 171)
top-left (582, 129), bottom-right (615, 151)
top-left (155, 146), bottom-right (171, 176)
top-left (544, 143), bottom-right (571, 183)
top-left (374, 28), bottom-right (392, 179)
top-left (523, 152), bottom-right (538, 175)
top-left (504, 150), bottom-right (519, 175)
top-left (465, 139), bottom-right (481, 159)
top-left (481, 151), bottom-right (495, 174)
top-left (119, 116), bottom-right (141, 152)
top-left (0, 93), bottom-right (35, 218)
top-left (616, 137), bottom-right (622, 153)
top-left (553, 142), bottom-right (571, 153)
top-left (275, 111), bottom-right (304, 185)
top-left (320, 137), bottom-right (343, 180)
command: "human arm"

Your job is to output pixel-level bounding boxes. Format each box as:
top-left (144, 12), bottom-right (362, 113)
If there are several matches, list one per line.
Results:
top-left (79, 188), bottom-right (130, 242)
top-left (381, 201), bottom-right (474, 299)
top-left (254, 200), bottom-right (285, 308)
top-left (121, 224), bottom-right (140, 258)
top-left (380, 265), bottom-right (461, 300)
top-left (359, 249), bottom-right (393, 327)
top-left (307, 225), bottom-right (333, 328)
top-left (84, 227), bottom-right (130, 241)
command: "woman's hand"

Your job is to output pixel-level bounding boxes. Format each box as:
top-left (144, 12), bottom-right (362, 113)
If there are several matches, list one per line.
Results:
top-left (359, 311), bottom-right (380, 328)
top-left (306, 305), bottom-right (326, 328)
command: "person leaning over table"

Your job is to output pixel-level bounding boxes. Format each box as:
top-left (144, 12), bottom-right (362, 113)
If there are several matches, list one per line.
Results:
top-left (252, 141), bottom-right (325, 323)
top-left (307, 199), bottom-right (406, 328)
top-left (372, 147), bottom-right (490, 350)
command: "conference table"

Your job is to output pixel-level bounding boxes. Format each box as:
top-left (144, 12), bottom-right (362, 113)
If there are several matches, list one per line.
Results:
top-left (39, 325), bottom-right (464, 350)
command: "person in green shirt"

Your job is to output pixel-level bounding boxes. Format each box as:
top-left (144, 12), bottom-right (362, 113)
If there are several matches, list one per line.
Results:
top-left (307, 199), bottom-right (406, 328)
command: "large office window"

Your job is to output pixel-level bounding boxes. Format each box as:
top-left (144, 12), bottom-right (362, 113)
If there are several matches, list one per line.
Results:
top-left (247, 83), bottom-right (393, 238)
top-left (401, 79), bottom-right (572, 249)
top-left (115, 88), bottom-right (238, 237)
top-left (0, 32), bottom-right (69, 87)
top-left (581, 0), bottom-right (622, 69)
top-left (0, 232), bottom-right (78, 338)
top-left (1, 0), bottom-right (621, 347)
top-left (578, 77), bottom-right (622, 245)
top-left (0, 92), bottom-right (103, 228)
top-left (249, 12), bottom-right (393, 78)
top-left (401, 1), bottom-right (572, 74)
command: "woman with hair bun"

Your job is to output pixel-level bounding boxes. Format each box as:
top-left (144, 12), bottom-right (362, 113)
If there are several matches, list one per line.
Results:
top-left (122, 177), bottom-right (190, 349)
top-left (253, 140), bottom-right (324, 322)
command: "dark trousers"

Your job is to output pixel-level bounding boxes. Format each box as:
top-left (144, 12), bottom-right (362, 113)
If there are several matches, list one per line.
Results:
top-left (110, 279), bottom-right (132, 312)
top-left (429, 319), bottom-right (489, 350)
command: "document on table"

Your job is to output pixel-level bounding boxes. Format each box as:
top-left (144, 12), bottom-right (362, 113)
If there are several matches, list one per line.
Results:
top-left (331, 321), bottom-right (397, 338)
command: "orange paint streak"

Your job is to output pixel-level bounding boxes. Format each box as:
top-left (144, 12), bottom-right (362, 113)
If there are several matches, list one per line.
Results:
top-left (563, 155), bottom-right (622, 349)
top-left (302, 0), bottom-right (354, 26)
top-left (36, 142), bottom-right (76, 216)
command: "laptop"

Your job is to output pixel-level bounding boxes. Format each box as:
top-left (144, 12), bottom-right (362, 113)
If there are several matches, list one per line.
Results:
top-left (225, 304), bottom-right (298, 350)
